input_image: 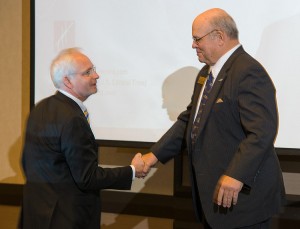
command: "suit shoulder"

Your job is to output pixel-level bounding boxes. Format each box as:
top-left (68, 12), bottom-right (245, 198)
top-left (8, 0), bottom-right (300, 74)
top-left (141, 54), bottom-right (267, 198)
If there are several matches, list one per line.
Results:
top-left (30, 94), bottom-right (82, 122)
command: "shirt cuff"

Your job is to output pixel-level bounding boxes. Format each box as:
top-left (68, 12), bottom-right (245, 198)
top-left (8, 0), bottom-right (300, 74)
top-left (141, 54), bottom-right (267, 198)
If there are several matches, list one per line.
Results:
top-left (130, 165), bottom-right (135, 180)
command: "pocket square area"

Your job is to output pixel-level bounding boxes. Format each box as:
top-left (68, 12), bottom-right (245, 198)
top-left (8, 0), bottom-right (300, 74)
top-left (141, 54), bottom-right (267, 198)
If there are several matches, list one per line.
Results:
top-left (216, 98), bottom-right (223, 103)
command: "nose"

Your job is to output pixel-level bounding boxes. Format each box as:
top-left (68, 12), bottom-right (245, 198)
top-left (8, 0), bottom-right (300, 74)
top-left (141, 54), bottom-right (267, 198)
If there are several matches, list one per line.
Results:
top-left (192, 41), bottom-right (198, 49)
top-left (93, 72), bottom-right (100, 79)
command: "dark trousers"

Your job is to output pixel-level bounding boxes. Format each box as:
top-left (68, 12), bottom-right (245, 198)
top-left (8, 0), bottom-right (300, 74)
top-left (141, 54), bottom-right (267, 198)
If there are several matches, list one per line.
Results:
top-left (238, 219), bottom-right (271, 229)
top-left (202, 216), bottom-right (271, 229)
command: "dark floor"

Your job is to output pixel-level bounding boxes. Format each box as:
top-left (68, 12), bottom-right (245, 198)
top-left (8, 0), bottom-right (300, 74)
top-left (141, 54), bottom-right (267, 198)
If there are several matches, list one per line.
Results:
top-left (1, 204), bottom-right (299, 229)
top-left (0, 205), bottom-right (173, 229)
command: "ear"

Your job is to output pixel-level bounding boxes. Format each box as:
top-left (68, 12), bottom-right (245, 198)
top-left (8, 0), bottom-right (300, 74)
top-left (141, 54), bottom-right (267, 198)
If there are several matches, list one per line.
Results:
top-left (216, 30), bottom-right (225, 46)
top-left (63, 76), bottom-right (73, 89)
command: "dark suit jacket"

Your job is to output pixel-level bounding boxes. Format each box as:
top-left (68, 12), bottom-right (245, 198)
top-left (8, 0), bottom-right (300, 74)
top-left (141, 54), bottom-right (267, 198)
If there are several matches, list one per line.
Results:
top-left (151, 46), bottom-right (285, 228)
top-left (21, 91), bottom-right (133, 229)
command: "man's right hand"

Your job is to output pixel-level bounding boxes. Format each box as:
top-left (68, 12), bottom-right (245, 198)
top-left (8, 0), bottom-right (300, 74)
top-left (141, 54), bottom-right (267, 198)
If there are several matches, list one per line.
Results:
top-left (131, 153), bottom-right (145, 178)
top-left (142, 152), bottom-right (158, 174)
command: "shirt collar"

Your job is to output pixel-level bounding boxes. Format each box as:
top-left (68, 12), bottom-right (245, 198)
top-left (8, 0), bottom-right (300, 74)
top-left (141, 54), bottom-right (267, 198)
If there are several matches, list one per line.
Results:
top-left (210, 44), bottom-right (241, 78)
top-left (58, 89), bottom-right (87, 112)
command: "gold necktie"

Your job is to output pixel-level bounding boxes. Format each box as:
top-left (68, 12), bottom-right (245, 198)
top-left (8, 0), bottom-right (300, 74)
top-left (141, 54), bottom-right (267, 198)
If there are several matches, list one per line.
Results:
top-left (84, 110), bottom-right (90, 124)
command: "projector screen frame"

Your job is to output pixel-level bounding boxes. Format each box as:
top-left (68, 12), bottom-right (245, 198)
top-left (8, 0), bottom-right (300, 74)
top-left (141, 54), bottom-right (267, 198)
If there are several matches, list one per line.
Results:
top-left (30, 0), bottom-right (300, 151)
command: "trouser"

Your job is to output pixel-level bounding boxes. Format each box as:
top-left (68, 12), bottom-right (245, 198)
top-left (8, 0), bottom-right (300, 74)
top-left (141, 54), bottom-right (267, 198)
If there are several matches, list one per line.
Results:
top-left (202, 215), bottom-right (271, 229)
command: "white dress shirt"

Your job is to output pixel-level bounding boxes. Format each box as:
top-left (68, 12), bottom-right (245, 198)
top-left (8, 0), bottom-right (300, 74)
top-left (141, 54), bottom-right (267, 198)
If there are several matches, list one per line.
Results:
top-left (194, 44), bottom-right (241, 121)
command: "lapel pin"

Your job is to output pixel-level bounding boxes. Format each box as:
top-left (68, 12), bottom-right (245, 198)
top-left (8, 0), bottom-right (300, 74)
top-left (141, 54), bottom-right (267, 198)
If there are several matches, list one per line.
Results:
top-left (197, 76), bottom-right (206, 85)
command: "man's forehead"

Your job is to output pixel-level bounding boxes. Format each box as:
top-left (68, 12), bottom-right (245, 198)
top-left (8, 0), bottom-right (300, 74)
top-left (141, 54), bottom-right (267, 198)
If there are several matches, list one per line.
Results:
top-left (192, 23), bottom-right (211, 35)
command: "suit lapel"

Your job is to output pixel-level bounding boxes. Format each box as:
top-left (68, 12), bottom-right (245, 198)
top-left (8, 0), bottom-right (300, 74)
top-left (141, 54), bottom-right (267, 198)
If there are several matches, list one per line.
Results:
top-left (55, 91), bottom-right (89, 123)
top-left (186, 67), bottom-right (209, 147)
top-left (190, 46), bottom-right (245, 144)
top-left (190, 68), bottom-right (210, 117)
top-left (56, 91), bottom-right (96, 135)
top-left (195, 72), bottom-right (226, 137)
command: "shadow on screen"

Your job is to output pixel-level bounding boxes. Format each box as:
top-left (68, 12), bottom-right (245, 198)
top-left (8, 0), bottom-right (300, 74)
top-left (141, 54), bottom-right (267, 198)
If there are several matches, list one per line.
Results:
top-left (100, 66), bottom-right (200, 228)
top-left (162, 66), bottom-right (199, 121)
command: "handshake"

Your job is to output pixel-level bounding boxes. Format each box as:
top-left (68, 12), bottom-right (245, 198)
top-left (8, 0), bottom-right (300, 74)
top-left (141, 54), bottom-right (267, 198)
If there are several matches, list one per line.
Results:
top-left (131, 152), bottom-right (158, 178)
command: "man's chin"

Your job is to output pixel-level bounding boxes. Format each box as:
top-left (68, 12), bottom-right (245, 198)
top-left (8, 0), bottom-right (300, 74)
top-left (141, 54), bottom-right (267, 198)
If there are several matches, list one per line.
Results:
top-left (92, 87), bottom-right (98, 94)
top-left (197, 56), bottom-right (205, 63)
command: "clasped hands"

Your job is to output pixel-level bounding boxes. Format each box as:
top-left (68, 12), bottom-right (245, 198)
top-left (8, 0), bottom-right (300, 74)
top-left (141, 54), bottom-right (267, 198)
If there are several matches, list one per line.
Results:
top-left (131, 152), bottom-right (158, 178)
top-left (131, 153), bottom-right (244, 208)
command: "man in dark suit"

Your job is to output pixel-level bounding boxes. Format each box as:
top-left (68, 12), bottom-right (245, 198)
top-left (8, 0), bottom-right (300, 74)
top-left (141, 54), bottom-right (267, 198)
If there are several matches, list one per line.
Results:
top-left (142, 8), bottom-right (285, 229)
top-left (21, 48), bottom-right (144, 229)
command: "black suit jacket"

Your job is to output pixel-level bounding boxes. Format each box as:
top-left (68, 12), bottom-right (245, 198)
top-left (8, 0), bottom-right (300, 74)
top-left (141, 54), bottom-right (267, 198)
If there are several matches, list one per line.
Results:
top-left (21, 92), bottom-right (133, 229)
top-left (151, 46), bottom-right (285, 228)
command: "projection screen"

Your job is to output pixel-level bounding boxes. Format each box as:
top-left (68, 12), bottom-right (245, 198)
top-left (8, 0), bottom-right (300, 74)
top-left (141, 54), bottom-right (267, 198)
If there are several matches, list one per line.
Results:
top-left (33, 0), bottom-right (300, 149)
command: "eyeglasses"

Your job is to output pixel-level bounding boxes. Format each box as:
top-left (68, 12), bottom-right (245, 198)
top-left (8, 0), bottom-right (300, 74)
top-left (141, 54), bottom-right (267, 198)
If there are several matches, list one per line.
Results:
top-left (69, 66), bottom-right (97, 77)
top-left (82, 66), bottom-right (97, 77)
top-left (192, 29), bottom-right (218, 44)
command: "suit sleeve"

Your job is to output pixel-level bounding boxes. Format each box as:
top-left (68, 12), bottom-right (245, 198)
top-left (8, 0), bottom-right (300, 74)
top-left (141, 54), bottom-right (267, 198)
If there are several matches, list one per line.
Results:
top-left (61, 116), bottom-right (133, 191)
top-left (151, 100), bottom-right (192, 164)
top-left (150, 70), bottom-right (205, 164)
top-left (225, 63), bottom-right (278, 187)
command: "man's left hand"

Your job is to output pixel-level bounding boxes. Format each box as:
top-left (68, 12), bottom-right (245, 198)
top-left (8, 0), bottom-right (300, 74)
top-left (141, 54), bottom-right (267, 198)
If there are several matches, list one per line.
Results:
top-left (213, 175), bottom-right (243, 208)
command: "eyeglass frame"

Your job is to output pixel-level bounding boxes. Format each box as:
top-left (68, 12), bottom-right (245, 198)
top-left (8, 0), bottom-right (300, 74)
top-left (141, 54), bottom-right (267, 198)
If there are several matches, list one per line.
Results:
top-left (192, 29), bottom-right (219, 45)
top-left (69, 66), bottom-right (97, 77)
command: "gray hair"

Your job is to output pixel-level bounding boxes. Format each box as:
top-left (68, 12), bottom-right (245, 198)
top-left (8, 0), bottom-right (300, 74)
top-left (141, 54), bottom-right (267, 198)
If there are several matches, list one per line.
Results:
top-left (210, 10), bottom-right (239, 39)
top-left (50, 47), bottom-right (83, 88)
